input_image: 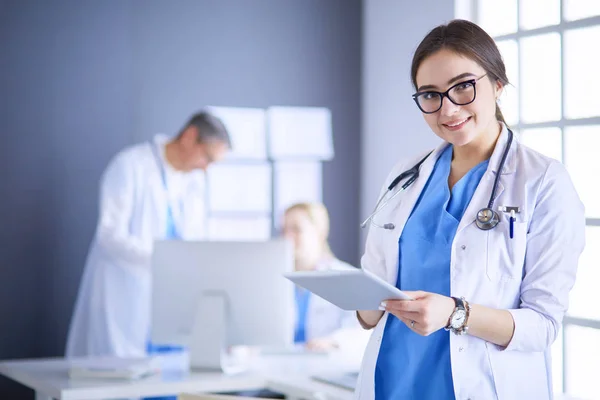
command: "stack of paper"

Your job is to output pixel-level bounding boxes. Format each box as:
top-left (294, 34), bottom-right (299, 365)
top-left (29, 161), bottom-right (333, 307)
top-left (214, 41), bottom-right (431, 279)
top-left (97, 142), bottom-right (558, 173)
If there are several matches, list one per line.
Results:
top-left (68, 357), bottom-right (161, 380)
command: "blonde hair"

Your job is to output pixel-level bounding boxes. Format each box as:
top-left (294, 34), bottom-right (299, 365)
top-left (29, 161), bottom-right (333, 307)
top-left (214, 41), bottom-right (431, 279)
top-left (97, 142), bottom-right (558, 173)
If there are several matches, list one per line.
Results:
top-left (284, 202), bottom-right (334, 258)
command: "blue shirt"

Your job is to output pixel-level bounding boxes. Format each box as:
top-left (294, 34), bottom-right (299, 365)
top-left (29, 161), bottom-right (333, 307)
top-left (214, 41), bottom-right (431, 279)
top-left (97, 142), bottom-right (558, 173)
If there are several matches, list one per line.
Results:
top-left (164, 205), bottom-right (179, 240)
top-left (294, 287), bottom-right (311, 343)
top-left (375, 145), bottom-right (489, 399)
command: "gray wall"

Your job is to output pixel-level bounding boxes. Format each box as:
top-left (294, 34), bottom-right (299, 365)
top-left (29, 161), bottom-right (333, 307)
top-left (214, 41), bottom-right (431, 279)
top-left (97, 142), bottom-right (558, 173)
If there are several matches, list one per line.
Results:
top-left (0, 0), bottom-right (361, 397)
top-left (361, 0), bottom-right (454, 244)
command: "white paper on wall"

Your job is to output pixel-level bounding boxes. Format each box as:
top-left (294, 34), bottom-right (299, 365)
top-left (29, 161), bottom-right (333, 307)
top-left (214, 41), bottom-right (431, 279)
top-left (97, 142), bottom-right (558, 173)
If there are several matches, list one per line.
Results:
top-left (207, 216), bottom-right (272, 241)
top-left (274, 161), bottom-right (322, 227)
top-left (207, 106), bottom-right (267, 160)
top-left (267, 106), bottom-right (334, 160)
top-left (207, 163), bottom-right (272, 212)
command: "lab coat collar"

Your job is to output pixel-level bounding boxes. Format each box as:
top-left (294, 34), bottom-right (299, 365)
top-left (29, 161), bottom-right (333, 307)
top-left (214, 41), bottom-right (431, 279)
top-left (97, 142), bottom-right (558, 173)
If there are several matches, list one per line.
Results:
top-left (150, 134), bottom-right (176, 175)
top-left (151, 134), bottom-right (193, 177)
top-left (152, 133), bottom-right (177, 153)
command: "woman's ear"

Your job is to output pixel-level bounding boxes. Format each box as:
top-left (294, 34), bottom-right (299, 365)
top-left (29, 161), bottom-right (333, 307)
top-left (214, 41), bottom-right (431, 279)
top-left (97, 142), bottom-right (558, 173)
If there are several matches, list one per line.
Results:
top-left (494, 80), bottom-right (505, 100)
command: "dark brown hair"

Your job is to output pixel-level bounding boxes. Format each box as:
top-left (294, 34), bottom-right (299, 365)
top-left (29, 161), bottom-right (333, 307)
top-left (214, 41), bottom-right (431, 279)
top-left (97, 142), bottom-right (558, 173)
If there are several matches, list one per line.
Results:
top-left (411, 19), bottom-right (509, 124)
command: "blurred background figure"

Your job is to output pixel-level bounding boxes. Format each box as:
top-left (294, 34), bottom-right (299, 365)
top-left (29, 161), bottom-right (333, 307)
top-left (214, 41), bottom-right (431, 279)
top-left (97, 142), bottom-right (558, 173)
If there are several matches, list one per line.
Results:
top-left (282, 202), bottom-right (369, 356)
top-left (66, 111), bottom-right (231, 360)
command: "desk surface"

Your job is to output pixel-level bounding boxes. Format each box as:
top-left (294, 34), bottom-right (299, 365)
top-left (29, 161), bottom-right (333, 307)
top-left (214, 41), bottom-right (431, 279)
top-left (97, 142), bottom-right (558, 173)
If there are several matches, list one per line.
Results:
top-left (0, 353), bottom-right (356, 400)
top-left (1, 355), bottom-right (587, 400)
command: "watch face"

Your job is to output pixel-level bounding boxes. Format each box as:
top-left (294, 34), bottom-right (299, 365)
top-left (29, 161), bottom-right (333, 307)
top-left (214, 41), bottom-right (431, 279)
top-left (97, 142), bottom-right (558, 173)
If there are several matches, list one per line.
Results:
top-left (451, 309), bottom-right (466, 329)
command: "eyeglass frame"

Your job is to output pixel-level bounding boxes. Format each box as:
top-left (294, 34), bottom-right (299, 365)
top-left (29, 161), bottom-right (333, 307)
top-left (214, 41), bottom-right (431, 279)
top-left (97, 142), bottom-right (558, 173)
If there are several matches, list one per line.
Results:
top-left (411, 73), bottom-right (488, 114)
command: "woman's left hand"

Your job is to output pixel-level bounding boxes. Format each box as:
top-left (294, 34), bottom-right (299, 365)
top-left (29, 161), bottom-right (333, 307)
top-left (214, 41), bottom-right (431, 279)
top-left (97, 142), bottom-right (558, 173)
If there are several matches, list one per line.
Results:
top-left (381, 291), bottom-right (455, 336)
top-left (305, 337), bottom-right (339, 351)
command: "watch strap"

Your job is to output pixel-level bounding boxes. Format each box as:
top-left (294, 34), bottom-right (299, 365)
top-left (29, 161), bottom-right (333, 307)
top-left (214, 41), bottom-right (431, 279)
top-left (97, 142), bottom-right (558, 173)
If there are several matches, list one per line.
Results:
top-left (453, 296), bottom-right (466, 311)
top-left (446, 296), bottom-right (470, 335)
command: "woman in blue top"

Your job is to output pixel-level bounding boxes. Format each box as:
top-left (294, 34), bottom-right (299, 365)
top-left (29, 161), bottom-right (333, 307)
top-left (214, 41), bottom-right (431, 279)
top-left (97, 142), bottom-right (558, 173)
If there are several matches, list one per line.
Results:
top-left (355, 20), bottom-right (585, 399)
top-left (282, 202), bottom-right (369, 357)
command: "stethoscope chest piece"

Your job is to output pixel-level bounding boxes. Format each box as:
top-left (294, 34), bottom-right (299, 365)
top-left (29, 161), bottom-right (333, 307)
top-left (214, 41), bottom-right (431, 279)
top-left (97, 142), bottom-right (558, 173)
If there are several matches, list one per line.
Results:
top-left (475, 207), bottom-right (500, 230)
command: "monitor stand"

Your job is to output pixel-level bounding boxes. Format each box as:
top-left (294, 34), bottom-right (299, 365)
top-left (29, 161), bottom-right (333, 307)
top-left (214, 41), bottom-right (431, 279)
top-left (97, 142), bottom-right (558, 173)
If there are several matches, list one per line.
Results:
top-left (188, 291), bottom-right (248, 375)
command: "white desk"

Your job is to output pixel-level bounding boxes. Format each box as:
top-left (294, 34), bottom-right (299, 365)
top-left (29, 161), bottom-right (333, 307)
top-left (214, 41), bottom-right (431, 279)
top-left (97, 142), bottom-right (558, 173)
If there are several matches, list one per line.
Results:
top-left (0, 353), bottom-right (356, 400)
top-left (1, 355), bottom-right (586, 400)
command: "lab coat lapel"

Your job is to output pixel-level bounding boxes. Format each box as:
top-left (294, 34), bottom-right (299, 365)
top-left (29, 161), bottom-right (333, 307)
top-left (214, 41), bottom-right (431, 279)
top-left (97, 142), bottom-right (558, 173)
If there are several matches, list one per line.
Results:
top-left (388, 143), bottom-right (449, 238)
top-left (384, 143), bottom-right (448, 285)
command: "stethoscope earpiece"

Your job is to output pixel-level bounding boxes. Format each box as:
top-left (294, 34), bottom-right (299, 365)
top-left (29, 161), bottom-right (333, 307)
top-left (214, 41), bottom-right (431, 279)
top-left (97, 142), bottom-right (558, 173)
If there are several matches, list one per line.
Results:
top-left (475, 207), bottom-right (500, 230)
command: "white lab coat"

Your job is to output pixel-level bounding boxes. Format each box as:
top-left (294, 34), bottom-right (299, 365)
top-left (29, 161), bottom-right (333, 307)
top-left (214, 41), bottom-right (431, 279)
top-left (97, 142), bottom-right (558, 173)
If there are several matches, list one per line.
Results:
top-left (355, 125), bottom-right (585, 400)
top-left (66, 134), bottom-right (206, 358)
top-left (300, 258), bottom-right (370, 364)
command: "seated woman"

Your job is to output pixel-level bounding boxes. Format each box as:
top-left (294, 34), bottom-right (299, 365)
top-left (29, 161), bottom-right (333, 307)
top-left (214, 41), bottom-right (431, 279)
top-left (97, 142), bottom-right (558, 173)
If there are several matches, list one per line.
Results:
top-left (282, 202), bottom-right (369, 356)
top-left (216, 202), bottom-right (369, 399)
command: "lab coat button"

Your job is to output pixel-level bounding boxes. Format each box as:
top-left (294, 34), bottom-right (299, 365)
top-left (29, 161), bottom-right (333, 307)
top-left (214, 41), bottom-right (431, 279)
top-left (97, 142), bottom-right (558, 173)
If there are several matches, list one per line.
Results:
top-left (459, 346), bottom-right (464, 352)
top-left (461, 245), bottom-right (466, 250)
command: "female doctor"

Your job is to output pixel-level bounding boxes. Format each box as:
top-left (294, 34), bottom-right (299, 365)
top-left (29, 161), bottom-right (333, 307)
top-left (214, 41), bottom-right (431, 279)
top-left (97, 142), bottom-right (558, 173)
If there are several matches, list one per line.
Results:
top-left (356, 20), bottom-right (585, 400)
top-left (282, 202), bottom-right (369, 359)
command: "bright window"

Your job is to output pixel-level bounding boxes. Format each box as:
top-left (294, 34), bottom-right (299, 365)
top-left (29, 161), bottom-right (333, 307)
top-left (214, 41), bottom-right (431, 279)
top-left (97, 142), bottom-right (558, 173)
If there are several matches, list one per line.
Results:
top-left (564, 26), bottom-right (600, 119)
top-left (520, 0), bottom-right (560, 29)
top-left (495, 40), bottom-right (519, 125)
top-left (470, 0), bottom-right (600, 397)
top-left (520, 33), bottom-right (562, 123)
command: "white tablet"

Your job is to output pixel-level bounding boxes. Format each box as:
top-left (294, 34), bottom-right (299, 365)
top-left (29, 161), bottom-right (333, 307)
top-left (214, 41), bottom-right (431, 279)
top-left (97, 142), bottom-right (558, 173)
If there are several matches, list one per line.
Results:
top-left (284, 268), bottom-right (411, 311)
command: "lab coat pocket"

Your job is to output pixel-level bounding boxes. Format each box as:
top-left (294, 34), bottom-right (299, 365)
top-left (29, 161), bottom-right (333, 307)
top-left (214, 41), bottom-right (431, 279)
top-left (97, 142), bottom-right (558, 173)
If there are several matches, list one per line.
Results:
top-left (486, 219), bottom-right (527, 281)
top-left (486, 342), bottom-right (548, 399)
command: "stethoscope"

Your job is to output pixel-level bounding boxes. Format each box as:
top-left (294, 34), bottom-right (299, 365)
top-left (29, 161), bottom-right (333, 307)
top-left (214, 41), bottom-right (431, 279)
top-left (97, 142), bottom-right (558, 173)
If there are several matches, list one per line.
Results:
top-left (361, 129), bottom-right (514, 231)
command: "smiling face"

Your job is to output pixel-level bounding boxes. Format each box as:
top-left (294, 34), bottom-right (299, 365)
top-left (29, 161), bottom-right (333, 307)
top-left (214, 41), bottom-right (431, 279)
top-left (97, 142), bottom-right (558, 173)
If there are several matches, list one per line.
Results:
top-left (414, 48), bottom-right (503, 149)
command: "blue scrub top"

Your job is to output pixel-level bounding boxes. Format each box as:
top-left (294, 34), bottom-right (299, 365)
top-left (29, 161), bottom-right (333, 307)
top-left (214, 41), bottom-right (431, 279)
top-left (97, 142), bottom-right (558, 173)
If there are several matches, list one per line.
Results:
top-left (375, 145), bottom-right (489, 399)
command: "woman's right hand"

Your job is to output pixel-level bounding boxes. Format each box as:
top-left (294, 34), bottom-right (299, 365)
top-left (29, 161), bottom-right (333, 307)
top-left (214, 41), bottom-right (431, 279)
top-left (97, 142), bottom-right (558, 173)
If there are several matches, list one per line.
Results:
top-left (356, 310), bottom-right (384, 329)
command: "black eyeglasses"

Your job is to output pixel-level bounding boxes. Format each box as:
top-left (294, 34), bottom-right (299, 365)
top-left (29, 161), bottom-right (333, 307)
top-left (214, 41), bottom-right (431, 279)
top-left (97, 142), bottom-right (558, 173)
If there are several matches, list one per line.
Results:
top-left (412, 74), bottom-right (487, 114)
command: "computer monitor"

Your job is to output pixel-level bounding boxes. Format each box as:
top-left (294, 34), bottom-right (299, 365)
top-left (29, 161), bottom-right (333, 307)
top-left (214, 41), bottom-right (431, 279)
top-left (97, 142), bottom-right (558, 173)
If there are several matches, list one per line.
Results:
top-left (150, 239), bottom-right (295, 372)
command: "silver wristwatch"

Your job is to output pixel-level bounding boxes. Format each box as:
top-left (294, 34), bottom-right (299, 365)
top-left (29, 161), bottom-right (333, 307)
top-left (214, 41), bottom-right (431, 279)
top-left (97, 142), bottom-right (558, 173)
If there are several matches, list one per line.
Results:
top-left (445, 296), bottom-right (471, 335)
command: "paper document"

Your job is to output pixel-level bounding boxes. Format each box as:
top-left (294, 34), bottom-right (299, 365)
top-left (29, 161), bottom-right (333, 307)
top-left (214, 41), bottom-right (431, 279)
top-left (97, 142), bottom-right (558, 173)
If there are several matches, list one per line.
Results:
top-left (68, 357), bottom-right (160, 380)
